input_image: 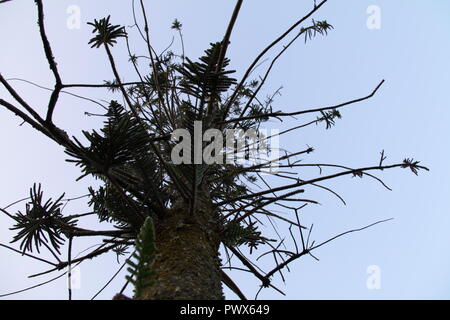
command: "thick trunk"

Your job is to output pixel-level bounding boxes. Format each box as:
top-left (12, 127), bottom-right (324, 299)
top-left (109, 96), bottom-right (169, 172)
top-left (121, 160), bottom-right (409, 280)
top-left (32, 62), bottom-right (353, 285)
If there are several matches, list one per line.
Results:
top-left (139, 205), bottom-right (224, 300)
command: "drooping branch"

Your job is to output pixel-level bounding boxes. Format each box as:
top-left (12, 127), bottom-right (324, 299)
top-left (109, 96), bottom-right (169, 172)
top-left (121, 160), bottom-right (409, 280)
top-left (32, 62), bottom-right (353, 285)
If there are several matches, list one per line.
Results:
top-left (217, 160), bottom-right (428, 209)
top-left (0, 265), bottom-right (76, 298)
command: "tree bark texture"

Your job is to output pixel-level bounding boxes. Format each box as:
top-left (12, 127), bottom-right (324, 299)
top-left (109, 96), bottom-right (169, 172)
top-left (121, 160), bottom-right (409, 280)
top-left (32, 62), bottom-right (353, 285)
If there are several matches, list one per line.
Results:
top-left (139, 204), bottom-right (224, 300)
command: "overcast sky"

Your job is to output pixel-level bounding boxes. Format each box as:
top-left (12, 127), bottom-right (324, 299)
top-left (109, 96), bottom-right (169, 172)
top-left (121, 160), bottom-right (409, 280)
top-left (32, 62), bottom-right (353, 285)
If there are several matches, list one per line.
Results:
top-left (0, 0), bottom-right (449, 300)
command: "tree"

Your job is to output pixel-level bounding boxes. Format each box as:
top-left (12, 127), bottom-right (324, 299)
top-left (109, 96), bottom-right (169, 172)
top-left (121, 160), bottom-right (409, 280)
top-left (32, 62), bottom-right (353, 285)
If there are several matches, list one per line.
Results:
top-left (0, 0), bottom-right (428, 300)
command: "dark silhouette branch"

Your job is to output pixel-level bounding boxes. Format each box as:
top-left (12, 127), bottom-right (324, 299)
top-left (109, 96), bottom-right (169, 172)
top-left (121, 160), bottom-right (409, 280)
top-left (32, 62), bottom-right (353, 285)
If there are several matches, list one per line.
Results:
top-left (0, 243), bottom-right (58, 266)
top-left (220, 269), bottom-right (247, 300)
top-left (29, 244), bottom-right (119, 278)
top-left (0, 74), bottom-right (45, 124)
top-left (223, 0), bottom-right (329, 119)
top-left (222, 79), bottom-right (385, 124)
top-left (35, 0), bottom-right (63, 123)
top-left (0, 98), bottom-right (53, 140)
top-left (206, 0), bottom-right (244, 116)
top-left (235, 22), bottom-right (328, 124)
top-left (262, 218), bottom-right (394, 280)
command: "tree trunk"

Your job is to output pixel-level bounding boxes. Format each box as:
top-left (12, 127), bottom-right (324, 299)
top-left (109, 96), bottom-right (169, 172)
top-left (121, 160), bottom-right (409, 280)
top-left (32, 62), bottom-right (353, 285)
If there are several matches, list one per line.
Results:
top-left (139, 204), bottom-right (224, 300)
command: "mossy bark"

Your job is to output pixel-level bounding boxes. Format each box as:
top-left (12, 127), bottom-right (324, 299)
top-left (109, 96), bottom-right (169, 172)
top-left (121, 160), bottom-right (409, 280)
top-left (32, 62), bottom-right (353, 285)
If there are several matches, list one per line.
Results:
top-left (139, 204), bottom-right (224, 300)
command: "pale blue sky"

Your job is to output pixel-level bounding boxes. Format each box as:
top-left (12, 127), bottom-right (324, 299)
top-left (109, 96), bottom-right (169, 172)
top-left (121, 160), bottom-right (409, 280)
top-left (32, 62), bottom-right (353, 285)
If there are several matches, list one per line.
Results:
top-left (0, 0), bottom-right (449, 299)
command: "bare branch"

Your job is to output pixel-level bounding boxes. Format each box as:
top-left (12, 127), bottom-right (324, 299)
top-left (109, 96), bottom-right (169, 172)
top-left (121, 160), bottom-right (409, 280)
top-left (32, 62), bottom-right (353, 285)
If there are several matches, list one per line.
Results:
top-left (29, 244), bottom-right (118, 278)
top-left (35, 0), bottom-right (63, 123)
top-left (0, 74), bottom-right (45, 124)
top-left (263, 218), bottom-right (393, 280)
top-left (222, 79), bottom-right (385, 124)
top-left (223, 0), bottom-right (329, 118)
top-left (0, 243), bottom-right (57, 266)
top-left (206, 0), bottom-right (244, 115)
top-left (91, 253), bottom-right (132, 300)
top-left (221, 269), bottom-right (247, 300)
top-left (0, 98), bottom-right (54, 140)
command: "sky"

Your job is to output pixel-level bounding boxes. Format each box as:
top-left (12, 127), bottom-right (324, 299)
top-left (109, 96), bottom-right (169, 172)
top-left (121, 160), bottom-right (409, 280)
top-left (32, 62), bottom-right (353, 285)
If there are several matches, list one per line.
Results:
top-left (0, 0), bottom-right (449, 300)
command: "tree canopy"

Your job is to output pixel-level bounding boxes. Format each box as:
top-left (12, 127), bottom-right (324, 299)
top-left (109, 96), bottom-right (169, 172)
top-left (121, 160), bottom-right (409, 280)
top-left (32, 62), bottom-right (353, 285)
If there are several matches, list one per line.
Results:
top-left (0, 0), bottom-right (428, 300)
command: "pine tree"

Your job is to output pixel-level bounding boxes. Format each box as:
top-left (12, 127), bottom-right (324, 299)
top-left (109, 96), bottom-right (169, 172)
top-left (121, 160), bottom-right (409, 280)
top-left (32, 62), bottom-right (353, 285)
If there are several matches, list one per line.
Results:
top-left (0, 0), bottom-right (427, 300)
